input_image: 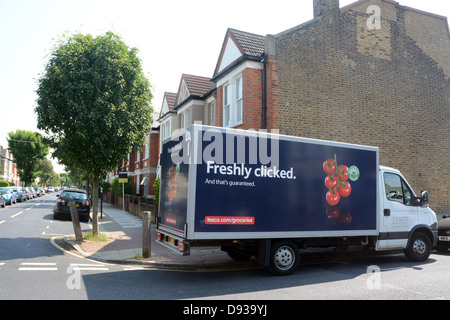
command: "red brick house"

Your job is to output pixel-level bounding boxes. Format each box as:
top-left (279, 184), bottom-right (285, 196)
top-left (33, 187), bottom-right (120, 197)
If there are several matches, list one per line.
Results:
top-left (159, 0), bottom-right (450, 215)
top-left (114, 112), bottom-right (160, 197)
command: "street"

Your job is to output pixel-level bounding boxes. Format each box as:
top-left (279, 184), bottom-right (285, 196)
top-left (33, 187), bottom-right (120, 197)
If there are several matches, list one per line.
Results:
top-left (1, 193), bottom-right (449, 301)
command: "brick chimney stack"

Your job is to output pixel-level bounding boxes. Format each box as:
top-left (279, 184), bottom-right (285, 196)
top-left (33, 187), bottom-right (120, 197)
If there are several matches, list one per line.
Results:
top-left (313, 0), bottom-right (340, 19)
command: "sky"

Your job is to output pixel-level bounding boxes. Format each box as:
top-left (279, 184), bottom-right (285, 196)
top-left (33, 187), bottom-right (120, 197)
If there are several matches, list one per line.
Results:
top-left (0, 0), bottom-right (448, 173)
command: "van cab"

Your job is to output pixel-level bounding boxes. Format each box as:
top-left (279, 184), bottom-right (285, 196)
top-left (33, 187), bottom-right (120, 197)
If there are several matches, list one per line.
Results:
top-left (377, 166), bottom-right (438, 261)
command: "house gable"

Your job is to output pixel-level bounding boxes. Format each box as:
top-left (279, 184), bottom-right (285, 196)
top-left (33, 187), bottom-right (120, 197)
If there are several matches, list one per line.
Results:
top-left (217, 35), bottom-right (243, 74)
top-left (213, 28), bottom-right (265, 79)
top-left (159, 92), bottom-right (176, 119)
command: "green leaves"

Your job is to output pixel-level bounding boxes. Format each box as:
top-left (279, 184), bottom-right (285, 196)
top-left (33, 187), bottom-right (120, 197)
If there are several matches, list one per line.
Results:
top-left (35, 31), bottom-right (153, 235)
top-left (7, 130), bottom-right (49, 186)
top-left (35, 31), bottom-right (153, 177)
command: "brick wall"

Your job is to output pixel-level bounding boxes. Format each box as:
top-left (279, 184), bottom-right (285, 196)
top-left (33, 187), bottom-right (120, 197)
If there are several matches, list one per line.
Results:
top-left (271, 1), bottom-right (450, 214)
top-left (242, 68), bottom-right (262, 130)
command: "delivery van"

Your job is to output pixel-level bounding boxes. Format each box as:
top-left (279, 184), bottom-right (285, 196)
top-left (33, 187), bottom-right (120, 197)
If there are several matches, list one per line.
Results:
top-left (156, 125), bottom-right (438, 275)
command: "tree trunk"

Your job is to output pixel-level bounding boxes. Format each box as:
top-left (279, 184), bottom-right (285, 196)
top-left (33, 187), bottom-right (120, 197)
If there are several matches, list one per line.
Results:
top-left (91, 174), bottom-right (99, 236)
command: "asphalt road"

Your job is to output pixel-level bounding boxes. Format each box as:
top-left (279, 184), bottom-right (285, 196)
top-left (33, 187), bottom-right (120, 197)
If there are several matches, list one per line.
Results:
top-left (1, 193), bottom-right (449, 301)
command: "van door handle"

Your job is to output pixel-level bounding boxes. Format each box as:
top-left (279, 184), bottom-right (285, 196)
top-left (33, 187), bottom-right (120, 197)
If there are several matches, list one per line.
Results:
top-left (384, 209), bottom-right (391, 216)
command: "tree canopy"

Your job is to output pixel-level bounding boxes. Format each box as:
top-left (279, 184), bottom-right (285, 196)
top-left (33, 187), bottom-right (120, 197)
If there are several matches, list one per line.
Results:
top-left (35, 31), bottom-right (153, 234)
top-left (7, 130), bottom-right (49, 186)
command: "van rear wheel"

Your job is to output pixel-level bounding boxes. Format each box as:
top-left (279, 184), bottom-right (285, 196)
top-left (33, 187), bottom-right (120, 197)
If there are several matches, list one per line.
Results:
top-left (267, 240), bottom-right (300, 276)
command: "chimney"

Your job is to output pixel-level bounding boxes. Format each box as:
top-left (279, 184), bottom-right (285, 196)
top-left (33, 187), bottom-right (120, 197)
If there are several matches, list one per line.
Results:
top-left (313, 0), bottom-right (340, 19)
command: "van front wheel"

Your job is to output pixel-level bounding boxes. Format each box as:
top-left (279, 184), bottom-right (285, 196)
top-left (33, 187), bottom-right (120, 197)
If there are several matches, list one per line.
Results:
top-left (404, 232), bottom-right (431, 262)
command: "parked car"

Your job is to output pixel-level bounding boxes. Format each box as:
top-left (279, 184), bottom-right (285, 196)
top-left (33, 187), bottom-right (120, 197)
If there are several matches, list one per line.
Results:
top-left (34, 187), bottom-right (43, 197)
top-left (38, 187), bottom-right (45, 196)
top-left (47, 186), bottom-right (55, 193)
top-left (24, 187), bottom-right (32, 199)
top-left (8, 187), bottom-right (24, 202)
top-left (436, 215), bottom-right (450, 253)
top-left (0, 194), bottom-right (5, 208)
top-left (22, 187), bottom-right (32, 200)
top-left (53, 188), bottom-right (91, 222)
top-left (0, 187), bottom-right (16, 205)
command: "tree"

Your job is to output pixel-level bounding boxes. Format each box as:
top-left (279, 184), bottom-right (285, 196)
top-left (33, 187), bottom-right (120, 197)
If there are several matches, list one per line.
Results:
top-left (36, 158), bottom-right (54, 186)
top-left (7, 130), bottom-right (49, 186)
top-left (35, 31), bottom-right (153, 235)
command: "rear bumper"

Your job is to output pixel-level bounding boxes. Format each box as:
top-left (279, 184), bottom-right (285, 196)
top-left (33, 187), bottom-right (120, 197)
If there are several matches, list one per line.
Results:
top-left (53, 205), bottom-right (90, 220)
top-left (156, 229), bottom-right (191, 256)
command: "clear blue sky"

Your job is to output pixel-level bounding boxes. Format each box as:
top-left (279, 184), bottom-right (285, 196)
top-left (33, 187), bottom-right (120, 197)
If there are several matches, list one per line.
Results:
top-left (0, 0), bottom-right (448, 172)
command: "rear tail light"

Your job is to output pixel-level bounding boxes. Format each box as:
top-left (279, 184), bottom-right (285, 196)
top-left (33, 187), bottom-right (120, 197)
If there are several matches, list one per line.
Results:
top-left (178, 242), bottom-right (186, 252)
top-left (57, 198), bottom-right (65, 205)
top-left (83, 200), bottom-right (90, 206)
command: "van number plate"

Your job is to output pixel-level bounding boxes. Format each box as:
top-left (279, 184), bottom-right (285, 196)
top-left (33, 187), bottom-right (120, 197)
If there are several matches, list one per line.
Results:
top-left (439, 236), bottom-right (450, 241)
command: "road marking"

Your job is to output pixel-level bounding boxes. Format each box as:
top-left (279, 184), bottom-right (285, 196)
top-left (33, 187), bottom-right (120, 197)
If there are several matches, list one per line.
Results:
top-left (69, 263), bottom-right (109, 271)
top-left (11, 211), bottom-right (23, 218)
top-left (19, 267), bottom-right (58, 271)
top-left (0, 220), bottom-right (5, 225)
top-left (19, 262), bottom-right (58, 271)
top-left (25, 208), bottom-right (31, 211)
top-left (0, 263), bottom-right (4, 270)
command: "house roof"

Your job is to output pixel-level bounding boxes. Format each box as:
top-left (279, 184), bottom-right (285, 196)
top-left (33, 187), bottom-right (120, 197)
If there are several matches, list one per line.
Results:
top-left (159, 92), bottom-right (177, 119)
top-left (174, 74), bottom-right (215, 108)
top-left (228, 28), bottom-right (265, 58)
top-left (164, 92), bottom-right (177, 109)
top-left (181, 74), bottom-right (215, 98)
top-left (212, 28), bottom-right (265, 79)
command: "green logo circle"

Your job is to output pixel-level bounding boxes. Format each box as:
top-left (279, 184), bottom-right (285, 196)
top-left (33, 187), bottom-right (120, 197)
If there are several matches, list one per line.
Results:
top-left (348, 165), bottom-right (360, 181)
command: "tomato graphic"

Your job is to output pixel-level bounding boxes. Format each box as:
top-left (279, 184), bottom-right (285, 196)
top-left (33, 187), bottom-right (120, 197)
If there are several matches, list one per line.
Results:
top-left (326, 206), bottom-right (340, 219)
top-left (323, 159), bottom-right (336, 175)
top-left (338, 165), bottom-right (349, 182)
top-left (325, 175), bottom-right (338, 190)
top-left (339, 211), bottom-right (352, 224)
top-left (326, 190), bottom-right (340, 206)
top-left (338, 182), bottom-right (351, 198)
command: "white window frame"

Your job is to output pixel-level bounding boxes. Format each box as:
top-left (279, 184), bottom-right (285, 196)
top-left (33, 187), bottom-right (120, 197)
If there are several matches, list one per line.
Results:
top-left (144, 135), bottom-right (149, 160)
top-left (217, 60), bottom-right (262, 128)
top-left (222, 75), bottom-right (242, 127)
top-left (179, 108), bottom-right (191, 129)
top-left (235, 76), bottom-right (242, 123)
top-left (223, 84), bottom-right (231, 127)
top-left (207, 99), bottom-right (216, 126)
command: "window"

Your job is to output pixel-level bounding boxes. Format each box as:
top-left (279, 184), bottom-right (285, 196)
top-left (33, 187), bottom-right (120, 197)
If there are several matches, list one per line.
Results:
top-left (223, 84), bottom-right (230, 126)
top-left (162, 122), bottom-right (170, 140)
top-left (222, 75), bottom-right (243, 127)
top-left (144, 135), bottom-right (149, 159)
top-left (207, 101), bottom-right (216, 125)
top-left (236, 76), bottom-right (242, 123)
top-left (384, 173), bottom-right (414, 206)
top-left (179, 109), bottom-right (191, 129)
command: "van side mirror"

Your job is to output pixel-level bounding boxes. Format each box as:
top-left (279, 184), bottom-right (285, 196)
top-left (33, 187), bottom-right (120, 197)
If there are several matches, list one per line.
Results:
top-left (420, 190), bottom-right (429, 207)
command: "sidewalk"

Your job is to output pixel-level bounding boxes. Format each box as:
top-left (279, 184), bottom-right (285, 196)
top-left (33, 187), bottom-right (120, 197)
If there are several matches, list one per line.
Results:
top-left (63, 202), bottom-right (259, 271)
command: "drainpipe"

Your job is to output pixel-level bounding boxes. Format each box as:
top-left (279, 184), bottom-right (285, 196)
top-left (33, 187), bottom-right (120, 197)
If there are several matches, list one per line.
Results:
top-left (261, 54), bottom-right (267, 130)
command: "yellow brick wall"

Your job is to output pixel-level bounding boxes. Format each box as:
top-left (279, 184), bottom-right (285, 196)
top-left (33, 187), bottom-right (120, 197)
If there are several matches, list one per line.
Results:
top-left (271, 0), bottom-right (450, 214)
